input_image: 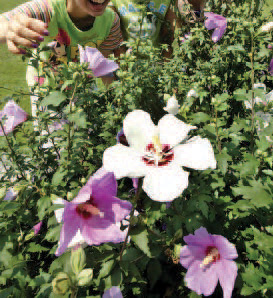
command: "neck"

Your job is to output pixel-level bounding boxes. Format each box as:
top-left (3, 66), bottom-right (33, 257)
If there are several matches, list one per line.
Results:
top-left (66, 0), bottom-right (95, 30)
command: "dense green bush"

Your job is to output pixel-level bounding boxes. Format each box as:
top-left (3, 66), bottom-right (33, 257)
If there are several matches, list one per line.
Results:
top-left (0, 0), bottom-right (273, 297)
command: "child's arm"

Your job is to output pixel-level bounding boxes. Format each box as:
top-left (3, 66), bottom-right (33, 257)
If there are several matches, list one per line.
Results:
top-left (0, 0), bottom-right (51, 54)
top-left (99, 12), bottom-right (124, 85)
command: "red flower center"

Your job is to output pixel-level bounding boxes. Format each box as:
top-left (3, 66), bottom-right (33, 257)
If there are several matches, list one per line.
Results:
top-left (76, 196), bottom-right (100, 219)
top-left (142, 143), bottom-right (174, 167)
top-left (206, 246), bottom-right (220, 262)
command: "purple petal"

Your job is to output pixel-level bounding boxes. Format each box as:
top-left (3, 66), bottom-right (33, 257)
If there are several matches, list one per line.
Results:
top-left (184, 227), bottom-right (214, 248)
top-left (132, 178), bottom-right (138, 189)
top-left (211, 25), bottom-right (227, 43)
top-left (0, 100), bottom-right (27, 135)
top-left (212, 235), bottom-right (238, 260)
top-left (185, 259), bottom-right (218, 296)
top-left (95, 195), bottom-right (132, 223)
top-left (55, 203), bottom-right (81, 256)
top-left (180, 245), bottom-right (197, 269)
top-left (116, 128), bottom-right (129, 146)
top-left (269, 58), bottom-right (273, 75)
top-left (79, 46), bottom-right (119, 77)
top-left (81, 221), bottom-right (127, 245)
top-left (215, 260), bottom-right (237, 298)
top-left (204, 12), bottom-right (227, 42)
top-left (33, 221), bottom-right (43, 235)
top-left (91, 167), bottom-right (118, 199)
top-left (103, 287), bottom-right (123, 298)
top-left (4, 188), bottom-right (17, 201)
top-left (73, 168), bottom-right (118, 204)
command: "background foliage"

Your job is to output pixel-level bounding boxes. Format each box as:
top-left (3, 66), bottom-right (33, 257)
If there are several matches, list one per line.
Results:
top-left (1, 0), bottom-right (273, 297)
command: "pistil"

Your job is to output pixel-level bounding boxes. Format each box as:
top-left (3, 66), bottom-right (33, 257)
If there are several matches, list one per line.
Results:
top-left (200, 246), bottom-right (220, 269)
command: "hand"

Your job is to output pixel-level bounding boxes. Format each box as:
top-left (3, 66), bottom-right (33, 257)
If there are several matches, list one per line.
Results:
top-left (5, 14), bottom-right (49, 54)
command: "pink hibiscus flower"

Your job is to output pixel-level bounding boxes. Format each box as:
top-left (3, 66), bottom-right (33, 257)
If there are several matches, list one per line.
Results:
top-left (204, 12), bottom-right (227, 43)
top-left (0, 100), bottom-right (27, 135)
top-left (55, 168), bottom-right (132, 256)
top-left (180, 227), bottom-right (238, 298)
top-left (78, 45), bottom-right (119, 77)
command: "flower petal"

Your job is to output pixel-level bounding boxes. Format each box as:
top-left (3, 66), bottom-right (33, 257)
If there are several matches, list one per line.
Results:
top-left (95, 195), bottom-right (132, 223)
top-left (185, 260), bottom-right (218, 296)
top-left (123, 110), bottom-right (156, 152)
top-left (103, 287), bottom-right (123, 298)
top-left (103, 144), bottom-right (147, 179)
top-left (212, 235), bottom-right (238, 260)
top-left (215, 260), bottom-right (237, 298)
top-left (212, 25), bottom-right (227, 43)
top-left (88, 167), bottom-right (117, 200)
top-left (53, 197), bottom-right (66, 223)
top-left (158, 114), bottom-right (196, 147)
top-left (184, 227), bottom-right (214, 248)
top-left (143, 164), bottom-right (189, 202)
top-left (180, 245), bottom-right (197, 269)
top-left (174, 136), bottom-right (216, 170)
top-left (82, 221), bottom-right (127, 245)
top-left (55, 206), bottom-right (81, 256)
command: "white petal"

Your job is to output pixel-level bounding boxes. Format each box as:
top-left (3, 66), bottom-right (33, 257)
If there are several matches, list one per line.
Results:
top-left (265, 90), bottom-right (273, 103)
top-left (143, 164), bottom-right (189, 202)
top-left (67, 229), bottom-right (86, 249)
top-left (123, 110), bottom-right (156, 152)
top-left (253, 83), bottom-right (266, 91)
top-left (53, 197), bottom-right (66, 223)
top-left (187, 89), bottom-right (198, 98)
top-left (103, 144), bottom-right (147, 179)
top-left (158, 114), bottom-right (196, 147)
top-left (174, 136), bottom-right (217, 170)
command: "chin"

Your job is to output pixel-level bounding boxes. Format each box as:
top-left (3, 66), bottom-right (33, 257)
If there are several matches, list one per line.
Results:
top-left (84, 0), bottom-right (110, 16)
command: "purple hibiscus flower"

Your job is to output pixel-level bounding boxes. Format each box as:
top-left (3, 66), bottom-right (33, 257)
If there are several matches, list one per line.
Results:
top-left (78, 45), bottom-right (119, 77)
top-left (55, 167), bottom-right (132, 256)
top-left (204, 12), bottom-right (227, 43)
top-left (180, 227), bottom-right (238, 298)
top-left (33, 221), bottom-right (43, 235)
top-left (0, 100), bottom-right (27, 136)
top-left (103, 286), bottom-right (123, 298)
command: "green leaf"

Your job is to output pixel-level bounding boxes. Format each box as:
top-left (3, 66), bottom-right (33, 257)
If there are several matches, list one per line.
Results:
top-left (147, 259), bottom-right (161, 288)
top-left (37, 196), bottom-right (52, 220)
top-left (232, 180), bottom-right (272, 208)
top-left (41, 91), bottom-right (67, 107)
top-left (131, 228), bottom-right (151, 257)
top-left (98, 259), bottom-right (115, 278)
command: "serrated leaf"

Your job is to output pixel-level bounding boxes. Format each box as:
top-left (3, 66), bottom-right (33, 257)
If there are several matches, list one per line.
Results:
top-left (41, 91), bottom-right (67, 107)
top-left (131, 229), bottom-right (151, 257)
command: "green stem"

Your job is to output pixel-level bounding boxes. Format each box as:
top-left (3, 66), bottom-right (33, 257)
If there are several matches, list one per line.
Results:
top-left (67, 83), bottom-right (78, 163)
top-left (0, 120), bottom-right (26, 179)
top-left (119, 179), bottom-right (143, 261)
top-left (250, 33), bottom-right (255, 154)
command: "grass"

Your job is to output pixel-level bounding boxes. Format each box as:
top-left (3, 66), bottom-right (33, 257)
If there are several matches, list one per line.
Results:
top-left (0, 0), bottom-right (30, 112)
top-left (0, 0), bottom-right (273, 113)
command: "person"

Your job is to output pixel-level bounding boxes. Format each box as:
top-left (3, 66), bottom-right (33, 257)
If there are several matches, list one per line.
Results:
top-left (109, 0), bottom-right (206, 57)
top-left (0, 0), bottom-right (123, 123)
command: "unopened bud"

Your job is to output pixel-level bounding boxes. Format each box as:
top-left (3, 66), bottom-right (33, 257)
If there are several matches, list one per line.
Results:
top-left (77, 269), bottom-right (93, 286)
top-left (52, 272), bottom-right (71, 295)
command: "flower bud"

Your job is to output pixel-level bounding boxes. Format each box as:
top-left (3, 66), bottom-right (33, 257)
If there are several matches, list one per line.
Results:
top-left (73, 72), bottom-right (81, 81)
top-left (67, 192), bottom-right (73, 200)
top-left (77, 269), bottom-right (93, 286)
top-left (71, 247), bottom-right (86, 275)
top-left (80, 177), bottom-right (86, 184)
top-left (52, 272), bottom-right (71, 295)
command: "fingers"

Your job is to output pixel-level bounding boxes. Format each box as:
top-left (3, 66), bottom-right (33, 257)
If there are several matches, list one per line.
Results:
top-left (6, 14), bottom-right (49, 54)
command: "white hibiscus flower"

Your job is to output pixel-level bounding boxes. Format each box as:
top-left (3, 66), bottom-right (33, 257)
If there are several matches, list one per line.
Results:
top-left (103, 110), bottom-right (216, 202)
